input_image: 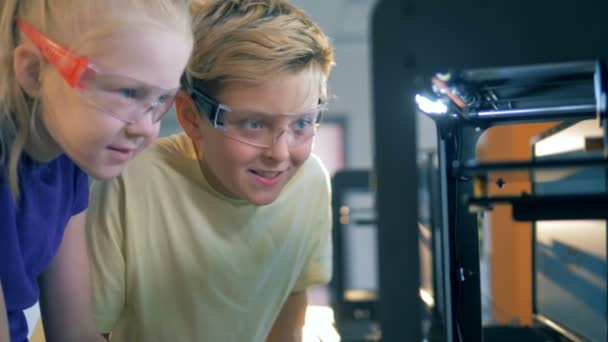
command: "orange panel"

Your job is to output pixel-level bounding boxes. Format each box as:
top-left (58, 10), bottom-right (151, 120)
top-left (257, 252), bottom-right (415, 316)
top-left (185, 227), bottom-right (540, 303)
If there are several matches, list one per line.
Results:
top-left (478, 123), bottom-right (555, 325)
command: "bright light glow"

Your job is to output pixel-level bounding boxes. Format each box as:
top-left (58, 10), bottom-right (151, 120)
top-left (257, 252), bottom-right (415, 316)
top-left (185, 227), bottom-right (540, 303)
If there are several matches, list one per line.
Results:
top-left (302, 305), bottom-right (341, 342)
top-left (415, 94), bottom-right (448, 114)
top-left (420, 288), bottom-right (435, 308)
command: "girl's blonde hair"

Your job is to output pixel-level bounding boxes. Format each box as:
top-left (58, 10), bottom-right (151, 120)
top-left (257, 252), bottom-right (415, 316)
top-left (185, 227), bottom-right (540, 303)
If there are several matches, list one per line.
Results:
top-left (0, 0), bottom-right (192, 196)
top-left (184, 0), bottom-right (335, 100)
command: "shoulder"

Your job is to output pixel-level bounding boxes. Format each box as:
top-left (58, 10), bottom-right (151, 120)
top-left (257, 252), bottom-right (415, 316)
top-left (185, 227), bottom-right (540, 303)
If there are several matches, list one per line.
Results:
top-left (149, 133), bottom-right (195, 158)
top-left (56, 154), bottom-right (88, 181)
top-left (92, 133), bottom-right (198, 206)
top-left (120, 133), bottom-right (195, 182)
top-left (292, 154), bottom-right (331, 190)
top-left (53, 155), bottom-right (89, 214)
top-left (15, 154), bottom-right (88, 195)
top-left (280, 154), bottom-right (331, 203)
top-left (135, 133), bottom-right (192, 165)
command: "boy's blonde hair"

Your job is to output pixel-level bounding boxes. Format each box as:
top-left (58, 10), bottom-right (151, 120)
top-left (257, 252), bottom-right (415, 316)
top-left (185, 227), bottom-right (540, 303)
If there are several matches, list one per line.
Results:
top-left (184, 0), bottom-right (335, 101)
top-left (0, 0), bottom-right (192, 196)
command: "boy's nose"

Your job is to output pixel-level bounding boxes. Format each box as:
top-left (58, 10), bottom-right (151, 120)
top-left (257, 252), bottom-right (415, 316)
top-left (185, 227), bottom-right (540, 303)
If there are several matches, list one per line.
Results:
top-left (263, 130), bottom-right (291, 160)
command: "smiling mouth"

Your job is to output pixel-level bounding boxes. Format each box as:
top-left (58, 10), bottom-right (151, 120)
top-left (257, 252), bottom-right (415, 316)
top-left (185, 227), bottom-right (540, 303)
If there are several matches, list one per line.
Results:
top-left (108, 147), bottom-right (132, 153)
top-left (106, 146), bottom-right (136, 162)
top-left (249, 170), bottom-right (283, 179)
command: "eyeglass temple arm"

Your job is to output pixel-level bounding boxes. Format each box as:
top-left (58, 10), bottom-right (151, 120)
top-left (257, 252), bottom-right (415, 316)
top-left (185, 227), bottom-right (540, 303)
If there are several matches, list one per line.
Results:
top-left (186, 85), bottom-right (222, 123)
top-left (16, 18), bottom-right (89, 88)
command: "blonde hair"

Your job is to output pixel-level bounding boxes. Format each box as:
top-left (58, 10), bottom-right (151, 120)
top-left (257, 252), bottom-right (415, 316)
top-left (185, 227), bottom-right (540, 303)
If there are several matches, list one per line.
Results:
top-left (184, 0), bottom-right (335, 100)
top-left (0, 0), bottom-right (192, 196)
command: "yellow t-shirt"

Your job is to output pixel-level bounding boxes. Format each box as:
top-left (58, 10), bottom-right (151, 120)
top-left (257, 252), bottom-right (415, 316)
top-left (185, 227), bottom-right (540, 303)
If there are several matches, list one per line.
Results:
top-left (86, 133), bottom-right (333, 342)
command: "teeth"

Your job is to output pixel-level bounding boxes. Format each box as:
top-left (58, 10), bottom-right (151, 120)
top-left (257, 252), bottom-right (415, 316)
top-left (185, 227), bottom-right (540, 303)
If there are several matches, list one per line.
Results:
top-left (254, 171), bottom-right (279, 178)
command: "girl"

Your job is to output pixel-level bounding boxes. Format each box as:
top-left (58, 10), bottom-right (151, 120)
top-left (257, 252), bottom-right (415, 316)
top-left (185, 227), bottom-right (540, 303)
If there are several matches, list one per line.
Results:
top-left (0, 1), bottom-right (193, 341)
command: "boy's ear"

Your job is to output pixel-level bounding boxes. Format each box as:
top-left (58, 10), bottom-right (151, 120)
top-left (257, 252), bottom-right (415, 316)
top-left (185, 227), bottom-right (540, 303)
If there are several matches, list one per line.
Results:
top-left (13, 44), bottom-right (42, 97)
top-left (176, 91), bottom-right (204, 140)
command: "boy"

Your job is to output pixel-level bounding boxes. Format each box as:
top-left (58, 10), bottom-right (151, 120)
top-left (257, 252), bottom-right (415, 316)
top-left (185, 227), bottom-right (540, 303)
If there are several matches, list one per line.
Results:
top-left (86, 0), bottom-right (336, 341)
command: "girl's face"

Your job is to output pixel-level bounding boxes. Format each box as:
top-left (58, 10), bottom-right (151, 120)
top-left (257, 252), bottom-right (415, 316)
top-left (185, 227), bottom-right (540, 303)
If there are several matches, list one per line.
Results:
top-left (40, 27), bottom-right (191, 180)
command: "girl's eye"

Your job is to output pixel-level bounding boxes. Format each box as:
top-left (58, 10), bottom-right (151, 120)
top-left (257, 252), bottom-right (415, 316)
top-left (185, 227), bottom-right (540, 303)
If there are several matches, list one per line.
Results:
top-left (157, 94), bottom-right (171, 104)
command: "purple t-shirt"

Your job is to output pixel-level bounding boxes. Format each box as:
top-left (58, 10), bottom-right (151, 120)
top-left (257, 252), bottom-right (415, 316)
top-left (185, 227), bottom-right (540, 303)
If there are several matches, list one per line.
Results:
top-left (0, 153), bottom-right (89, 342)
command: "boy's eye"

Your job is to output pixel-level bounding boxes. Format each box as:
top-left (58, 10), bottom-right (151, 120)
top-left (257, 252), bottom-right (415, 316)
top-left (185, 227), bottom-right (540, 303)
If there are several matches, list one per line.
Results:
top-left (241, 119), bottom-right (265, 129)
top-left (294, 118), bottom-right (313, 130)
top-left (117, 88), bottom-right (138, 99)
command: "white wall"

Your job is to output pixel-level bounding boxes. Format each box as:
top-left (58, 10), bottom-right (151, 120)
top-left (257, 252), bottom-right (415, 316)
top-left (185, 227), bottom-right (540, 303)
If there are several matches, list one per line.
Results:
top-left (292, 0), bottom-right (375, 168)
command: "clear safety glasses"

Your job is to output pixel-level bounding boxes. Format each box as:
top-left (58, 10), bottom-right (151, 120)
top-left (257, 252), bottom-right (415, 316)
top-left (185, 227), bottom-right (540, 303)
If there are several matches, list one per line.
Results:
top-left (184, 83), bottom-right (326, 148)
top-left (17, 18), bottom-right (179, 124)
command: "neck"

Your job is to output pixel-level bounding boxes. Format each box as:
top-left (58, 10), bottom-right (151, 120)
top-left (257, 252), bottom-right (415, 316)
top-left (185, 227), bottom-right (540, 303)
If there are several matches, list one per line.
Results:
top-left (191, 139), bottom-right (237, 199)
top-left (23, 111), bottom-right (62, 162)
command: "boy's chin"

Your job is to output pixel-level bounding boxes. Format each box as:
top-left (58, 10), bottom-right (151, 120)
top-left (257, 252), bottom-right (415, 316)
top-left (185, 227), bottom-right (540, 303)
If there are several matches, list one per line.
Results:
top-left (245, 192), bottom-right (281, 206)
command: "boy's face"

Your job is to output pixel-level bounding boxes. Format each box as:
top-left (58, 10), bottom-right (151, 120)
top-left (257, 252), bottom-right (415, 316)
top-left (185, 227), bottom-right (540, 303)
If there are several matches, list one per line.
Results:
top-left (192, 69), bottom-right (322, 205)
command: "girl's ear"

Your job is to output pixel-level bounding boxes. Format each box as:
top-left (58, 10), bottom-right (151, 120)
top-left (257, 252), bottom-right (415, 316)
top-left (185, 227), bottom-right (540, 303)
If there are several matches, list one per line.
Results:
top-left (175, 91), bottom-right (204, 140)
top-left (13, 44), bottom-right (42, 97)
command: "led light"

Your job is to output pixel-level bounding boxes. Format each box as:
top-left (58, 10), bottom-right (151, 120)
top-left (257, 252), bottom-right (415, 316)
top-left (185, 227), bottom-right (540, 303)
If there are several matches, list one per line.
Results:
top-left (415, 94), bottom-right (448, 114)
top-left (420, 288), bottom-right (435, 308)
